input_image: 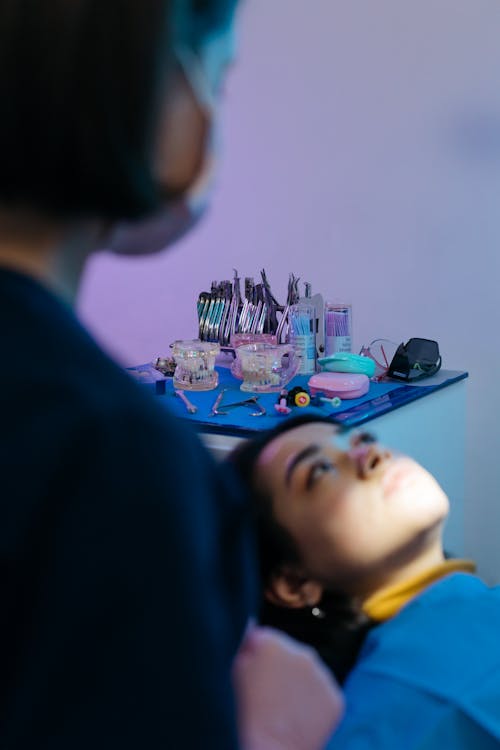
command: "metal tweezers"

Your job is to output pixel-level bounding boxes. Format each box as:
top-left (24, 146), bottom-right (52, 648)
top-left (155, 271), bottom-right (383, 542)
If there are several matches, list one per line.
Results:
top-left (209, 390), bottom-right (266, 417)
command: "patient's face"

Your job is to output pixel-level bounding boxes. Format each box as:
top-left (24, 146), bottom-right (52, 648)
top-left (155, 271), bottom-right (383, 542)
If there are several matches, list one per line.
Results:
top-left (255, 423), bottom-right (449, 594)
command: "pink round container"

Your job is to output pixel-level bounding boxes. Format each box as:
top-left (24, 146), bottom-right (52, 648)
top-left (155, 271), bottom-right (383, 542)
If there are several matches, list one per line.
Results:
top-left (307, 372), bottom-right (369, 399)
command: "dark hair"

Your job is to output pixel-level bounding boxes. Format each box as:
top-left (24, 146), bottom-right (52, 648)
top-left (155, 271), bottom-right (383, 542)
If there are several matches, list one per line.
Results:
top-left (228, 415), bottom-right (375, 684)
top-left (0, 0), bottom-right (238, 221)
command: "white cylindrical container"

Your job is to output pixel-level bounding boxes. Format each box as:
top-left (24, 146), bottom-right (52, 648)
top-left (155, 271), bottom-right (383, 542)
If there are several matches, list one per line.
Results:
top-left (288, 303), bottom-right (316, 374)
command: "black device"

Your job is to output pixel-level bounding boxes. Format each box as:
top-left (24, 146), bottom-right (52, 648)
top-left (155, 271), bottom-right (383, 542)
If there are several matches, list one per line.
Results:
top-left (387, 338), bottom-right (441, 382)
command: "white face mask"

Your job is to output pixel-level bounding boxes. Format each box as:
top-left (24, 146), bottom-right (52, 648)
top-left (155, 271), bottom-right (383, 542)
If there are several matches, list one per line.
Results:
top-left (106, 28), bottom-right (236, 256)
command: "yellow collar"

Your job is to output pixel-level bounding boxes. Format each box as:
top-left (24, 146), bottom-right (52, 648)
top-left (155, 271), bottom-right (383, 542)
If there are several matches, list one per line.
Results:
top-left (362, 559), bottom-right (477, 622)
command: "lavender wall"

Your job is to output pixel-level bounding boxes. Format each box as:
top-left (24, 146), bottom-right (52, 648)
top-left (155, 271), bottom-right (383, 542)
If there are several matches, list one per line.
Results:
top-left (79, 0), bottom-right (500, 582)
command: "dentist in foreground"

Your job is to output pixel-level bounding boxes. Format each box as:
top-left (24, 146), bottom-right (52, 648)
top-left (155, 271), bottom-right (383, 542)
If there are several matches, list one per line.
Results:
top-left (0, 1), bottom-right (341, 748)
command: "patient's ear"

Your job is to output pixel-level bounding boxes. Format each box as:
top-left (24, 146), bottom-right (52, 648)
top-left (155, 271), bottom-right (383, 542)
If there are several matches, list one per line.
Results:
top-left (265, 567), bottom-right (324, 609)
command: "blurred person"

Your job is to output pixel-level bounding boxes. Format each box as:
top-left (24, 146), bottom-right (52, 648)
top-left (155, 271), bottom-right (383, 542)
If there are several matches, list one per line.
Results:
top-left (0, 2), bottom-right (341, 748)
top-left (230, 416), bottom-right (500, 748)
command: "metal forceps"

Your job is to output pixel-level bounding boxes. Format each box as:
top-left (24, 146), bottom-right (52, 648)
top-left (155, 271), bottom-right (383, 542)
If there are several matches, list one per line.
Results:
top-left (209, 390), bottom-right (266, 417)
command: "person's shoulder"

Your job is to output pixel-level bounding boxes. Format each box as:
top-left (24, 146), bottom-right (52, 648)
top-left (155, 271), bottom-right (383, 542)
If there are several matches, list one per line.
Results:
top-left (31, 308), bottom-right (201, 451)
top-left (69, 350), bottom-right (244, 511)
top-left (7, 314), bottom-right (211, 488)
top-left (350, 573), bottom-right (500, 707)
top-left (327, 575), bottom-right (500, 747)
top-left (326, 670), bottom-right (500, 749)
top-left (0, 272), bottom-right (231, 501)
top-left (67, 353), bottom-right (212, 474)
top-left (398, 572), bottom-right (500, 624)
top-left (362, 572), bottom-right (500, 653)
top-left (366, 573), bottom-right (497, 642)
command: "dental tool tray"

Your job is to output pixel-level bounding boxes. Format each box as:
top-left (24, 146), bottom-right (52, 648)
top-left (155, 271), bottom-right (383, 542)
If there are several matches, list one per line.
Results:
top-left (308, 372), bottom-right (370, 400)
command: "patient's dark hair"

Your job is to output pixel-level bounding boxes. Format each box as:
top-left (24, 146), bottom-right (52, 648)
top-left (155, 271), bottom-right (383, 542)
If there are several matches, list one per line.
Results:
top-left (228, 415), bottom-right (375, 684)
top-left (0, 0), bottom-right (238, 220)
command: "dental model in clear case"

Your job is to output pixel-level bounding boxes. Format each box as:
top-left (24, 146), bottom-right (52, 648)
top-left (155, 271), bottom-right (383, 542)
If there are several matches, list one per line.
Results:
top-left (172, 340), bottom-right (220, 391)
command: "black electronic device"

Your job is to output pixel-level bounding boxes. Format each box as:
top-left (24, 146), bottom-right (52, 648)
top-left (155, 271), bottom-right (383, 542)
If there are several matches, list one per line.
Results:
top-left (387, 338), bottom-right (441, 382)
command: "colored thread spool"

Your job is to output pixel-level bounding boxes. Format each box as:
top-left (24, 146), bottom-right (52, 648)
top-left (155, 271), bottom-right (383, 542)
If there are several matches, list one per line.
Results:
top-left (294, 391), bottom-right (311, 407)
top-left (287, 387), bottom-right (311, 408)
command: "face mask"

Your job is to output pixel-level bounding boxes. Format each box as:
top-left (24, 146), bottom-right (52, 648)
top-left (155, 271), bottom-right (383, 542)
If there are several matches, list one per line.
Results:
top-left (106, 28), bottom-right (236, 256)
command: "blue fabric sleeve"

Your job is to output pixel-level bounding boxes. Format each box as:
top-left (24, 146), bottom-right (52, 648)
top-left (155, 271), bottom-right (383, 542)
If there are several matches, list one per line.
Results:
top-left (325, 672), bottom-right (496, 749)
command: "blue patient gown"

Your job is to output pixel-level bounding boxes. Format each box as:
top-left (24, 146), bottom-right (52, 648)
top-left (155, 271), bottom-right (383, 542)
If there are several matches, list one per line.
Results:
top-left (326, 574), bottom-right (500, 749)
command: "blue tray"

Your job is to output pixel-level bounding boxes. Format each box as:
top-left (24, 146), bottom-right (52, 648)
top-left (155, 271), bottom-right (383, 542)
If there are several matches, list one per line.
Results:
top-left (127, 364), bottom-right (468, 437)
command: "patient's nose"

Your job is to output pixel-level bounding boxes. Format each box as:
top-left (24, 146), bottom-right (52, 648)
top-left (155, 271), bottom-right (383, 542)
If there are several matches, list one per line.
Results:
top-left (349, 444), bottom-right (391, 479)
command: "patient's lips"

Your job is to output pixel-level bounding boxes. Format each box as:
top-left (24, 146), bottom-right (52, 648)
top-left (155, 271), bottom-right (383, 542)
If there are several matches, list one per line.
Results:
top-left (382, 457), bottom-right (418, 498)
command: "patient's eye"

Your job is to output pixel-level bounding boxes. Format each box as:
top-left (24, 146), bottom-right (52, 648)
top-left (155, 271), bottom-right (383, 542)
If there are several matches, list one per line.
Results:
top-left (360, 431), bottom-right (376, 443)
top-left (353, 431), bottom-right (377, 446)
top-left (306, 460), bottom-right (336, 489)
